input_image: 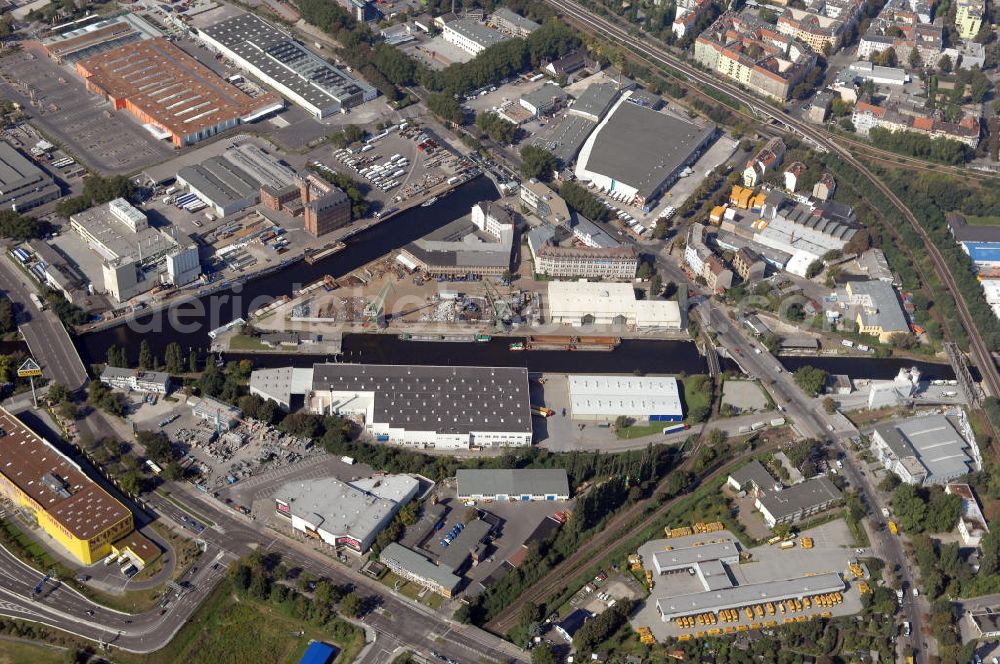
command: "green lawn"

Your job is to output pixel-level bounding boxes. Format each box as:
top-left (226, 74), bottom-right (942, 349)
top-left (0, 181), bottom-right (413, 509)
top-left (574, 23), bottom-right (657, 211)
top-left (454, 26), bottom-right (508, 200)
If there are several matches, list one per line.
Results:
top-left (379, 571), bottom-right (443, 608)
top-left (227, 335), bottom-right (273, 351)
top-left (963, 214), bottom-right (1000, 226)
top-left (0, 639), bottom-right (66, 664)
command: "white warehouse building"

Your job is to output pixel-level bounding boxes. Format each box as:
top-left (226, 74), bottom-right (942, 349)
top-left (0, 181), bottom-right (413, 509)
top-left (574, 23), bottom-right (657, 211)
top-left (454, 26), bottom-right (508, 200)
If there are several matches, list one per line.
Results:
top-left (569, 375), bottom-right (683, 422)
top-left (547, 281), bottom-right (682, 330)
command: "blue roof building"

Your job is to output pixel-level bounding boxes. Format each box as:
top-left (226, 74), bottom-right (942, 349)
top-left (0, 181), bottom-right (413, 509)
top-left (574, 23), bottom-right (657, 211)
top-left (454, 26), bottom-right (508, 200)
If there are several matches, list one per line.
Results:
top-left (963, 242), bottom-right (1000, 266)
top-left (300, 641), bottom-right (338, 664)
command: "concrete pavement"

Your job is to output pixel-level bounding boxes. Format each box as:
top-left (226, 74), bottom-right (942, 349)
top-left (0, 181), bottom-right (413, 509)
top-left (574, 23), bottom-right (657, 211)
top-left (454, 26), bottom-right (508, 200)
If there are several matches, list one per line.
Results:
top-left (0, 256), bottom-right (87, 391)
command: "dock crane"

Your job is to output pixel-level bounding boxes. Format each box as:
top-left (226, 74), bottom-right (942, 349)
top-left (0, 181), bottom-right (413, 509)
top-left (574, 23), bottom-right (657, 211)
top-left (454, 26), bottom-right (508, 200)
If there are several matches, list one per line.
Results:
top-left (364, 280), bottom-right (394, 328)
top-left (482, 279), bottom-right (512, 329)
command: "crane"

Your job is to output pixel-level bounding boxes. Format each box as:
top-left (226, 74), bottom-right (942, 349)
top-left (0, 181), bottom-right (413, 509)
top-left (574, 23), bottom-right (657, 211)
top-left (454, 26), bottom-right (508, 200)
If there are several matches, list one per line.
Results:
top-left (482, 279), bottom-right (512, 329)
top-left (363, 279), bottom-right (394, 328)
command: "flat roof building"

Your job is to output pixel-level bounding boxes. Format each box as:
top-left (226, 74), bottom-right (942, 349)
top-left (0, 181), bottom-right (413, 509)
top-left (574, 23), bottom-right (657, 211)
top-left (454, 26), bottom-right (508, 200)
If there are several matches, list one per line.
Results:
top-left (199, 13), bottom-right (377, 119)
top-left (0, 407), bottom-right (146, 565)
top-left (0, 142), bottom-right (61, 212)
top-left (728, 461), bottom-right (843, 528)
top-left (546, 281), bottom-right (682, 330)
top-left (456, 469), bottom-right (570, 502)
top-left (568, 375), bottom-right (683, 422)
top-left (567, 82), bottom-right (619, 123)
top-left (252, 363), bottom-right (532, 449)
top-left (575, 91), bottom-right (716, 211)
top-left (843, 280), bottom-right (909, 342)
top-left (76, 38), bottom-right (283, 147)
top-left (872, 413), bottom-right (975, 485)
top-left (42, 13), bottom-right (162, 64)
top-left (520, 83), bottom-right (569, 117)
top-left (399, 202), bottom-right (515, 277)
top-left (275, 475), bottom-right (418, 553)
top-left (100, 367), bottom-right (171, 394)
top-left (177, 143), bottom-right (298, 218)
top-left (441, 18), bottom-right (511, 56)
top-left (490, 7), bottom-right (541, 36)
top-left (380, 542), bottom-right (462, 597)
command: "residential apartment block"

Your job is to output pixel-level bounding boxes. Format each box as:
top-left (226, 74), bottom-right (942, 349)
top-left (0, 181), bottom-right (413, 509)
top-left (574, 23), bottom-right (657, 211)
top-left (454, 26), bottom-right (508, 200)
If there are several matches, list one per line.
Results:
top-left (533, 243), bottom-right (639, 280)
top-left (852, 100), bottom-right (981, 148)
top-left (956, 0), bottom-right (984, 39)
top-left (857, 0), bottom-right (943, 65)
top-left (694, 12), bottom-right (817, 101)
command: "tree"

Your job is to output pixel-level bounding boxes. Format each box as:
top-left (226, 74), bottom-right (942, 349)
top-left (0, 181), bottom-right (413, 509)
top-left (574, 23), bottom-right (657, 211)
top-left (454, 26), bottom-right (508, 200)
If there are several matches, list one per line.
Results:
top-left (908, 46), bottom-right (921, 68)
top-left (48, 383), bottom-right (72, 405)
top-left (793, 366), bottom-right (828, 397)
top-left (137, 430), bottom-right (172, 463)
top-left (188, 347), bottom-right (199, 373)
top-left (531, 643), bottom-right (555, 664)
top-left (426, 93), bottom-right (463, 124)
top-left (822, 397), bottom-right (836, 414)
top-left (137, 340), bottom-right (152, 370)
top-left (805, 260), bottom-right (823, 279)
top-left (340, 591), bottom-right (362, 618)
top-left (0, 297), bottom-right (14, 334)
top-left (164, 342), bottom-right (184, 374)
top-left (519, 145), bottom-right (559, 181)
top-left (939, 54), bottom-right (952, 73)
top-left (475, 112), bottom-right (517, 144)
top-left (559, 180), bottom-right (608, 221)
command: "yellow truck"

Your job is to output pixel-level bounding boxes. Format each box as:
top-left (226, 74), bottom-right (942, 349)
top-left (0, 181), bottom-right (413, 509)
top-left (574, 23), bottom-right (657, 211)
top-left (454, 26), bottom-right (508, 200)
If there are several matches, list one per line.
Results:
top-left (888, 520), bottom-right (899, 535)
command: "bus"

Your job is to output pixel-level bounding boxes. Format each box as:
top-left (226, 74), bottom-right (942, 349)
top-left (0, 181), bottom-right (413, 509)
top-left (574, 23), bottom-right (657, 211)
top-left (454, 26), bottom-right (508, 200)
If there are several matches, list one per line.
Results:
top-left (662, 423), bottom-right (690, 435)
top-left (767, 535), bottom-right (782, 545)
top-left (145, 459), bottom-right (163, 475)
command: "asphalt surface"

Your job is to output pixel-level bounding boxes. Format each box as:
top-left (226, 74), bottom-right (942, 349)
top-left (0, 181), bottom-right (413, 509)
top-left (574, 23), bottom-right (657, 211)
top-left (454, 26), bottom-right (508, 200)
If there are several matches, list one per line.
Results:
top-left (0, 257), bottom-right (87, 391)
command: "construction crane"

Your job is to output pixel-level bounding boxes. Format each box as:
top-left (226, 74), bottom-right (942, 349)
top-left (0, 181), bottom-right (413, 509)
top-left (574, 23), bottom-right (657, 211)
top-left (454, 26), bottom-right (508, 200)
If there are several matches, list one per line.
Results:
top-left (364, 280), bottom-right (394, 328)
top-left (482, 279), bottom-right (512, 329)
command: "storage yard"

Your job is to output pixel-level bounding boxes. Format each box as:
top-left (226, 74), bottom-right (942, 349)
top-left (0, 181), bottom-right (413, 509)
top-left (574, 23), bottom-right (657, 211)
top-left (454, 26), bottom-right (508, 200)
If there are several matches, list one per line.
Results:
top-left (630, 521), bottom-right (866, 642)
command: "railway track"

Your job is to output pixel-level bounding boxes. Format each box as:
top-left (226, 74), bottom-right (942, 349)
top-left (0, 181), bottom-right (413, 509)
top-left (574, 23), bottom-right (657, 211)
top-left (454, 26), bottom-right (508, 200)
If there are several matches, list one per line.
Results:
top-left (544, 0), bottom-right (1000, 404)
top-left (486, 436), bottom-right (781, 635)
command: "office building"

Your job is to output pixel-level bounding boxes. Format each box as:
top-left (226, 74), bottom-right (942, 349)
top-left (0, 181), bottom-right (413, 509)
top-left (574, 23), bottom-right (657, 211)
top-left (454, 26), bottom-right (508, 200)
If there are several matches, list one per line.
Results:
top-left (251, 363), bottom-right (533, 449)
top-left (575, 91), bottom-right (716, 210)
top-left (519, 179), bottom-right (571, 225)
top-left (100, 367), bottom-right (171, 394)
top-left (569, 375), bottom-right (683, 422)
top-left (871, 413), bottom-right (976, 485)
top-left (489, 7), bottom-right (540, 36)
top-left (0, 407), bottom-right (156, 566)
top-left (0, 142), bottom-right (61, 212)
top-left (519, 83), bottom-right (569, 117)
top-left (546, 281), bottom-right (682, 329)
top-left (457, 469), bottom-right (570, 502)
top-left (380, 542), bottom-right (462, 597)
top-left (955, 0), bottom-right (984, 39)
top-left (441, 18), bottom-right (510, 55)
top-left (531, 242), bottom-right (638, 280)
top-left (76, 38), bottom-right (283, 147)
top-left (727, 460), bottom-right (843, 528)
top-left (275, 474), bottom-right (418, 553)
top-left (199, 13), bottom-right (377, 118)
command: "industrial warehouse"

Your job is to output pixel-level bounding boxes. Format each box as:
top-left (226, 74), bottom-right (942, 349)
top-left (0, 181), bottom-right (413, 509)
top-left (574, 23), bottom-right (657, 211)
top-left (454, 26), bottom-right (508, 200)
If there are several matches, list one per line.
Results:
top-left (870, 412), bottom-right (977, 485)
top-left (398, 202), bottom-right (516, 277)
top-left (0, 142), bottom-right (61, 211)
top-left (546, 281), bottom-right (682, 329)
top-left (0, 407), bottom-right (156, 567)
top-left (456, 468), bottom-right (570, 502)
top-left (574, 91), bottom-right (716, 210)
top-left (631, 526), bottom-right (864, 640)
top-left (176, 143), bottom-right (298, 218)
top-left (568, 375), bottom-right (683, 422)
top-left (198, 13), bottom-right (378, 119)
top-left (250, 364), bottom-right (533, 449)
top-left (75, 38), bottom-right (283, 146)
top-left (274, 474), bottom-right (418, 553)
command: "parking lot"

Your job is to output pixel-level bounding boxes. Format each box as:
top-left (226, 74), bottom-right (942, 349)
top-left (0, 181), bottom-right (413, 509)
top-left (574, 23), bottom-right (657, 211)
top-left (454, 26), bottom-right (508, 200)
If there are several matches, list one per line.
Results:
top-left (0, 45), bottom-right (173, 174)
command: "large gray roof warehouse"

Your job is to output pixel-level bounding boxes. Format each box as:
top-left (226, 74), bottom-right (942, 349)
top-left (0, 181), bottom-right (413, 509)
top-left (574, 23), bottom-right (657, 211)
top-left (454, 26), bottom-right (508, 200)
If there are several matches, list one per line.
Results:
top-left (456, 469), bottom-right (570, 501)
top-left (0, 142), bottom-right (61, 211)
top-left (198, 13), bottom-right (377, 118)
top-left (574, 91), bottom-right (716, 208)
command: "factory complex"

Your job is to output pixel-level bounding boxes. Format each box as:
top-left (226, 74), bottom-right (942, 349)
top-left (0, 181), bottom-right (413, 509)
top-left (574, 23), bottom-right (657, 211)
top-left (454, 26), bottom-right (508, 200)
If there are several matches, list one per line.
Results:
top-left (250, 364), bottom-right (532, 449)
top-left (727, 461), bottom-right (843, 528)
top-left (75, 38), bottom-right (283, 147)
top-left (0, 407), bottom-right (156, 567)
top-left (0, 142), bottom-right (61, 212)
top-left (274, 474), bottom-right (418, 553)
top-left (399, 202), bottom-right (516, 277)
top-left (198, 13), bottom-right (378, 119)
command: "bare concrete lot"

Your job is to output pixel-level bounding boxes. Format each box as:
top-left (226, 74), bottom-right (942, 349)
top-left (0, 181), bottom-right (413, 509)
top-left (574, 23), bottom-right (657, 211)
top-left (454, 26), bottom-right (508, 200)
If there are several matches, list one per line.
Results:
top-left (0, 47), bottom-right (173, 174)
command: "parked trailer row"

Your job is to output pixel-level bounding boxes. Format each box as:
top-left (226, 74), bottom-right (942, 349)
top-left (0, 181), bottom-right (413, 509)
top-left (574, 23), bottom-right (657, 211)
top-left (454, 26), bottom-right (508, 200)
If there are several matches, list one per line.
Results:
top-left (11, 247), bottom-right (29, 263)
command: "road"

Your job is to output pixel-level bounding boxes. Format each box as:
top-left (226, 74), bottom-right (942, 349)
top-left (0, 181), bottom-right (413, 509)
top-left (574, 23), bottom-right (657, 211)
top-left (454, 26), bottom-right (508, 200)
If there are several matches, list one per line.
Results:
top-left (0, 255), bottom-right (87, 391)
top-left (542, 0), bottom-right (1000, 408)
